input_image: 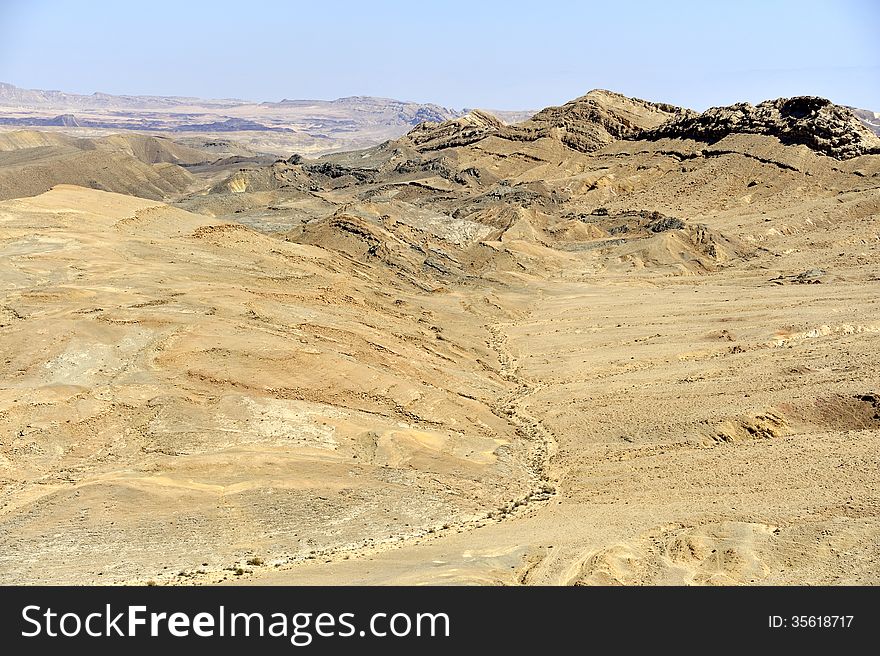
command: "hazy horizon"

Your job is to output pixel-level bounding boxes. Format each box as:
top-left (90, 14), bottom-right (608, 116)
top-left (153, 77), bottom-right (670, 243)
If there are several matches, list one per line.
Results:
top-left (1, 0), bottom-right (878, 112)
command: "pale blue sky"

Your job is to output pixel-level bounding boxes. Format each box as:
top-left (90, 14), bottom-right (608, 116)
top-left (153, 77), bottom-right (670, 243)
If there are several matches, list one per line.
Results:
top-left (0, 0), bottom-right (877, 110)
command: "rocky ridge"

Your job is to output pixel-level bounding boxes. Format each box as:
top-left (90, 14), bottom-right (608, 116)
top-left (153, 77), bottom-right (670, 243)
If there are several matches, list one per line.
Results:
top-left (640, 96), bottom-right (880, 160)
top-left (496, 89), bottom-right (683, 152)
top-left (402, 110), bottom-right (506, 152)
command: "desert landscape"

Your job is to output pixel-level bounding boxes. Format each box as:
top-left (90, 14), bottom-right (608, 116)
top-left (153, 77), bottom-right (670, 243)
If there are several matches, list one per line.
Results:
top-left (0, 82), bottom-right (531, 157)
top-left (1, 85), bottom-right (878, 586)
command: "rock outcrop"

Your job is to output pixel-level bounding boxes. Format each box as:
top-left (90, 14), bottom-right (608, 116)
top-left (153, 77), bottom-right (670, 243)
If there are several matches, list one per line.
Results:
top-left (398, 90), bottom-right (683, 156)
top-left (402, 110), bottom-right (506, 152)
top-left (640, 96), bottom-right (880, 160)
top-left (498, 89), bottom-right (683, 153)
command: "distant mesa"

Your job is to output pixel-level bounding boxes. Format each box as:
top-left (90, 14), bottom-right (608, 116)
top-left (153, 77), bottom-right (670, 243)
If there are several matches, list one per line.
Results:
top-left (0, 81), bottom-right (244, 110)
top-left (264, 95), bottom-right (462, 126)
top-left (0, 111), bottom-right (288, 133)
top-left (0, 82), bottom-right (475, 149)
top-left (849, 107), bottom-right (880, 137)
top-left (0, 113), bottom-right (81, 127)
top-left (51, 113), bottom-right (81, 127)
top-left (403, 105), bottom-right (461, 126)
top-left (172, 117), bottom-right (293, 133)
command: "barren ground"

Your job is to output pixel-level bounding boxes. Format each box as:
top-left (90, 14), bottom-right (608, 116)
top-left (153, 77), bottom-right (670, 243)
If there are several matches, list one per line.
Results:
top-left (1, 94), bottom-right (879, 585)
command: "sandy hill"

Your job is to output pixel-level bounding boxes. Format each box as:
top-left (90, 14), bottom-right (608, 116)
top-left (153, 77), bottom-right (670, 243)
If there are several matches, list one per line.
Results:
top-left (0, 130), bottom-right (89, 151)
top-left (0, 184), bottom-right (545, 584)
top-left (95, 133), bottom-right (216, 165)
top-left (0, 131), bottom-right (216, 200)
top-left (0, 129), bottom-right (221, 165)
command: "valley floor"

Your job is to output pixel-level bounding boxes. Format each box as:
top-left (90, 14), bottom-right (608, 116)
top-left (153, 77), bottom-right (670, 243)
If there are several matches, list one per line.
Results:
top-left (242, 275), bottom-right (880, 584)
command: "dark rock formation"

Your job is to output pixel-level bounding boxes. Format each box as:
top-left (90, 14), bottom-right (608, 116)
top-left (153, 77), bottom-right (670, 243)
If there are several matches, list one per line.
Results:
top-left (639, 96), bottom-right (880, 160)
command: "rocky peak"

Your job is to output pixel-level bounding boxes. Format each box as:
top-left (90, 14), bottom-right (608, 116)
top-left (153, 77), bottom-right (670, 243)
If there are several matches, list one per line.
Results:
top-left (402, 109), bottom-right (506, 152)
top-left (499, 89), bottom-right (683, 153)
top-left (639, 96), bottom-right (880, 159)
